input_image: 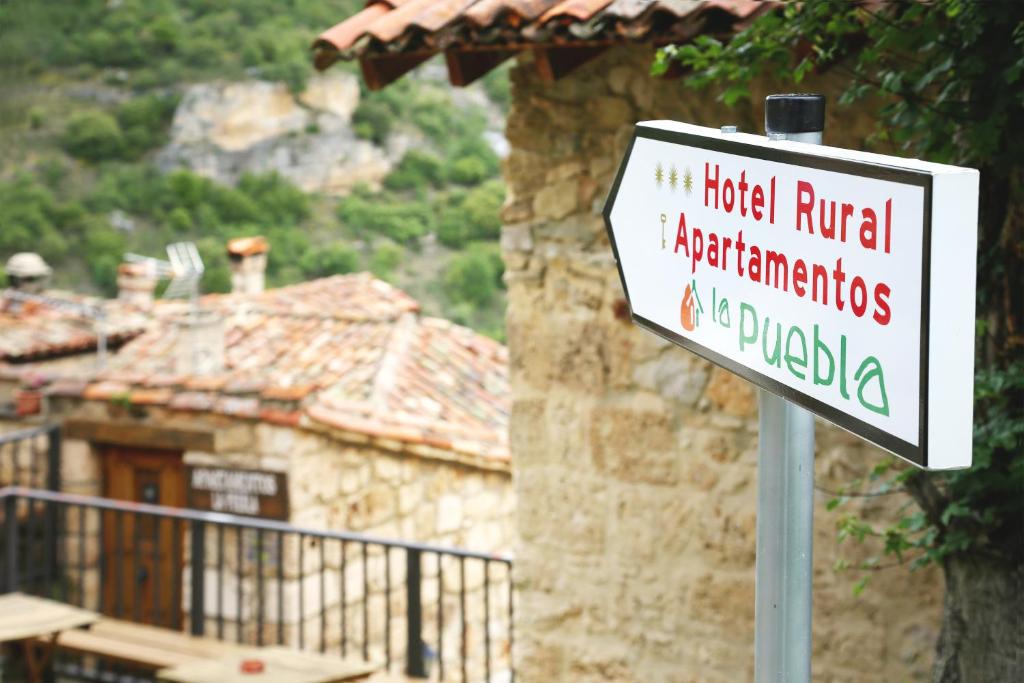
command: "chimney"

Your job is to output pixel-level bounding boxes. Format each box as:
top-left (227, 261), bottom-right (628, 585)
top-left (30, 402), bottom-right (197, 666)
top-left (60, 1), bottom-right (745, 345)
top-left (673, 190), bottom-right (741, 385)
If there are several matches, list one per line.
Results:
top-left (116, 262), bottom-right (157, 309)
top-left (227, 236), bottom-right (270, 295)
top-left (4, 253), bottom-right (51, 294)
top-left (174, 309), bottom-right (225, 376)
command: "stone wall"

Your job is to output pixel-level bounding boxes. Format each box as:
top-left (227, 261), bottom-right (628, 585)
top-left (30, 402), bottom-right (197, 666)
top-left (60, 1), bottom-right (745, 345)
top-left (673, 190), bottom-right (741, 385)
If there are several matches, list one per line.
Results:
top-left (9, 400), bottom-right (513, 680)
top-left (183, 421), bottom-right (515, 679)
top-left (502, 45), bottom-right (942, 683)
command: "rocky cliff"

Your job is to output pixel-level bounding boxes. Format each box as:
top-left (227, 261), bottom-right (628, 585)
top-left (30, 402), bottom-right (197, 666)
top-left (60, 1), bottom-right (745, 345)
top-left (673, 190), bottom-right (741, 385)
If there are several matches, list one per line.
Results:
top-left (156, 72), bottom-right (407, 195)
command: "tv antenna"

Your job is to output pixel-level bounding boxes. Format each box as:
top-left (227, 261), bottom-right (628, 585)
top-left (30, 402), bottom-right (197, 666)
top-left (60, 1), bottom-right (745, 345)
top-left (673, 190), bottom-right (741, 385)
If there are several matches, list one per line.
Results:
top-left (125, 242), bottom-right (205, 306)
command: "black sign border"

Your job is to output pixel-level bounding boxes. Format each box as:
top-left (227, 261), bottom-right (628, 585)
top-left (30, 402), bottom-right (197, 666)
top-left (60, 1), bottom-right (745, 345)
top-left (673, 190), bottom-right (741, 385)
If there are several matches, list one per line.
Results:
top-left (603, 124), bottom-right (933, 468)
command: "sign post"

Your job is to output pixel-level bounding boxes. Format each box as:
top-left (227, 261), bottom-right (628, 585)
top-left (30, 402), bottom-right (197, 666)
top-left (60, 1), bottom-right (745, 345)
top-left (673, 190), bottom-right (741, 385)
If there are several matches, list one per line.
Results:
top-left (753, 94), bottom-right (825, 683)
top-left (603, 94), bottom-right (979, 677)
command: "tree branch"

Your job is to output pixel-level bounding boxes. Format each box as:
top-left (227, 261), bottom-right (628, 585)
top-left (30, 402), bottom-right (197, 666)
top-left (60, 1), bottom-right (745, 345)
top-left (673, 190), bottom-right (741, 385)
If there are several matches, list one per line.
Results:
top-left (904, 473), bottom-right (950, 531)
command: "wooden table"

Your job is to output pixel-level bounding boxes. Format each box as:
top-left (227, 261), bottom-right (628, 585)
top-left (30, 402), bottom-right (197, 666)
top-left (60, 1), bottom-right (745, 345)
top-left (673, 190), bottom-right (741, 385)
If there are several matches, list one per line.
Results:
top-left (45, 616), bottom-right (250, 670)
top-left (157, 646), bottom-right (379, 683)
top-left (0, 592), bottom-right (99, 682)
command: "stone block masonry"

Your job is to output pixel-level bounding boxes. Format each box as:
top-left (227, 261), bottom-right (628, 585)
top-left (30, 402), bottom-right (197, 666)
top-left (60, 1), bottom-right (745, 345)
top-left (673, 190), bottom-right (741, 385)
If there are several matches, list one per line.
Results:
top-left (502, 46), bottom-right (940, 682)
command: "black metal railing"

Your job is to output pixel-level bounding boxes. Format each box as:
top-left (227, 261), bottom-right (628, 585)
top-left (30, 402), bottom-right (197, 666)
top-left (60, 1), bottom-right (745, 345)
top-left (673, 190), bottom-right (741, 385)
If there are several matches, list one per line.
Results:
top-left (0, 486), bottom-right (513, 682)
top-left (0, 424), bottom-right (61, 490)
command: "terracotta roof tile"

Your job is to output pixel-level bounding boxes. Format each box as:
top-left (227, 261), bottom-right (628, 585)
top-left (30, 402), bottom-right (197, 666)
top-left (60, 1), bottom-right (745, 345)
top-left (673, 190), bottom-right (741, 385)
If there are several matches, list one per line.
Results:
top-left (129, 388), bottom-right (174, 406)
top-left (75, 273), bottom-right (509, 462)
top-left (314, 0), bottom-right (773, 63)
top-left (0, 290), bottom-right (149, 362)
top-left (83, 381), bottom-right (131, 401)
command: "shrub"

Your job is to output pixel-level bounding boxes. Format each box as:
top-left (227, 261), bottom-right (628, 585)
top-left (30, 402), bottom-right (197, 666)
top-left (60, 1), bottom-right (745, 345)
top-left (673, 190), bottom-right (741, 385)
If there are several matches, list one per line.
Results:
top-left (351, 99), bottom-right (393, 145)
top-left (443, 243), bottom-right (503, 308)
top-left (384, 150), bottom-right (445, 191)
top-left (62, 111), bottom-right (124, 162)
top-left (460, 180), bottom-right (504, 239)
top-left (445, 138), bottom-right (500, 185)
top-left (27, 107), bottom-right (44, 130)
top-left (447, 157), bottom-right (490, 185)
top-left (370, 242), bottom-right (402, 282)
top-left (237, 173), bottom-right (310, 225)
top-left (436, 181), bottom-right (504, 248)
top-left (337, 194), bottom-right (435, 244)
top-left (116, 94), bottom-right (179, 158)
top-left (300, 244), bottom-right (360, 278)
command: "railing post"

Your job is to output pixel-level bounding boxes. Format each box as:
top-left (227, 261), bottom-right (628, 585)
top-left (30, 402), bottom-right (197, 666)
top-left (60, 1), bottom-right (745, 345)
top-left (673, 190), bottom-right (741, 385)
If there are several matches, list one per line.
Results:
top-left (190, 520), bottom-right (206, 636)
top-left (405, 548), bottom-right (427, 678)
top-left (46, 427), bottom-right (61, 586)
top-left (4, 495), bottom-right (18, 592)
top-left (46, 426), bottom-right (61, 492)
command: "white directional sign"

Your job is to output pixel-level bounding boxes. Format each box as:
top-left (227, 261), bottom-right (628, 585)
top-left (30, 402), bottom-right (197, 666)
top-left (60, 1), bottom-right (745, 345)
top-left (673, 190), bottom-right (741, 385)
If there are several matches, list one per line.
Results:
top-left (604, 121), bottom-right (979, 470)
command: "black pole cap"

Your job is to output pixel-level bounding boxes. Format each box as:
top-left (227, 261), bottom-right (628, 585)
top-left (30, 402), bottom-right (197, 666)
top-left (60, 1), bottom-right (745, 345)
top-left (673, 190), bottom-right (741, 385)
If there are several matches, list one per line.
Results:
top-left (764, 94), bottom-right (826, 135)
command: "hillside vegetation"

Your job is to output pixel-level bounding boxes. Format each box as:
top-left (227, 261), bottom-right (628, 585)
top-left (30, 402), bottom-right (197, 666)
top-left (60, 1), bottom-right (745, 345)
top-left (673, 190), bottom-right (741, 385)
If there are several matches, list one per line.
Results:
top-left (0, 0), bottom-right (512, 339)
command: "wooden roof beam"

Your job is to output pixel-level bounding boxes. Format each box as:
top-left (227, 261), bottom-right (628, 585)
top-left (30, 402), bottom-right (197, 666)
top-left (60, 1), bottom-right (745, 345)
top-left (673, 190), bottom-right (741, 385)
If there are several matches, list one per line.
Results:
top-left (445, 48), bottom-right (516, 87)
top-left (533, 45), bottom-right (608, 83)
top-left (360, 52), bottom-right (437, 90)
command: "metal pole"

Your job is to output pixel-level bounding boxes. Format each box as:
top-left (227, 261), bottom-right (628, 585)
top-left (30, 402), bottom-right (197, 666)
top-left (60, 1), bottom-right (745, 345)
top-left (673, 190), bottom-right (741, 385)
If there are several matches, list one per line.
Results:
top-left (754, 94), bottom-right (825, 683)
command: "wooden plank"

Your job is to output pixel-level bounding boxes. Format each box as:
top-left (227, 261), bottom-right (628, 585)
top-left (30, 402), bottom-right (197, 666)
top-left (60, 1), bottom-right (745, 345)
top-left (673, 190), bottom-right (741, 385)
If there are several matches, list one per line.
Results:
top-left (0, 593), bottom-right (98, 643)
top-left (63, 418), bottom-right (215, 451)
top-left (158, 647), bottom-right (380, 683)
top-left (89, 618), bottom-right (247, 659)
top-left (445, 48), bottom-right (514, 87)
top-left (359, 53), bottom-right (436, 90)
top-left (44, 628), bottom-right (205, 669)
top-left (533, 45), bottom-right (608, 83)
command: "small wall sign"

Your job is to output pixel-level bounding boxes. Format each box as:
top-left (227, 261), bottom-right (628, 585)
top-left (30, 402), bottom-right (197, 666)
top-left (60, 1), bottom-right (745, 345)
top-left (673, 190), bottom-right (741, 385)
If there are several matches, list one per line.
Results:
top-left (604, 121), bottom-right (979, 470)
top-left (186, 465), bottom-right (288, 520)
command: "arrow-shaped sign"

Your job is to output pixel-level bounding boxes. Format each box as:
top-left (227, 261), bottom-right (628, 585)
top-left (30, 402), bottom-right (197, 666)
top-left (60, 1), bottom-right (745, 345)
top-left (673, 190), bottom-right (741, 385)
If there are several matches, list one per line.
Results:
top-left (603, 121), bottom-right (979, 470)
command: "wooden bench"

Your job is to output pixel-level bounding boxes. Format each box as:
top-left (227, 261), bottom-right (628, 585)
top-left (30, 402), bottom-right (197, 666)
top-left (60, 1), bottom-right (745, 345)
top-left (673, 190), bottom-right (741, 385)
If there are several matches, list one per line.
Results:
top-left (38, 617), bottom-right (248, 670)
top-left (39, 617), bottom-right (380, 682)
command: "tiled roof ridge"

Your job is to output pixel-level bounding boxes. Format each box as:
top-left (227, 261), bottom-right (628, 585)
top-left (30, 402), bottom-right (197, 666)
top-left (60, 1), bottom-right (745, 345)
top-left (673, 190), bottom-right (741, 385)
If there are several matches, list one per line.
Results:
top-left (315, 0), bottom-right (772, 59)
top-left (198, 272), bottom-right (421, 322)
top-left (368, 310), bottom-right (418, 409)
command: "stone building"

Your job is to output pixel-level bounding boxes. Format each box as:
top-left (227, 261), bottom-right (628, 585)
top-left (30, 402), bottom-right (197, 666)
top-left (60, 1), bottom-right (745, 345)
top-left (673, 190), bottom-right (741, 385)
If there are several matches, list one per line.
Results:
top-left (1, 239), bottom-right (513, 672)
top-left (314, 2), bottom-right (944, 682)
top-left (1, 254), bottom-right (151, 420)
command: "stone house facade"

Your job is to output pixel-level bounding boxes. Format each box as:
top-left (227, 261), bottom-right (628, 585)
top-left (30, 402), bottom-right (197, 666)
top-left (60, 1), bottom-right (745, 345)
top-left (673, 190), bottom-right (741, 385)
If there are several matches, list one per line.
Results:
top-left (315, 2), bottom-right (944, 682)
top-left (1, 246), bottom-right (513, 676)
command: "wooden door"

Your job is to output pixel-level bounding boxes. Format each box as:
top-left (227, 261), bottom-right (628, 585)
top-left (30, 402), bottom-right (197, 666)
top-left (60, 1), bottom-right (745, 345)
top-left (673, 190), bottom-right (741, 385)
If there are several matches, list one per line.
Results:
top-left (101, 446), bottom-right (185, 628)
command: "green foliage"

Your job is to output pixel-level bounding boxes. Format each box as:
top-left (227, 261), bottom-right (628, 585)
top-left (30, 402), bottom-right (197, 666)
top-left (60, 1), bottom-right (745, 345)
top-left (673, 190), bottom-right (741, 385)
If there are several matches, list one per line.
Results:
top-left (337, 191), bottom-right (435, 244)
top-left (443, 242), bottom-right (504, 308)
top-left (445, 137), bottom-right (501, 186)
top-left (481, 62), bottom-right (512, 109)
top-left (61, 111), bottom-right (125, 162)
top-left (369, 242), bottom-right (402, 282)
top-left (436, 180), bottom-right (505, 248)
top-left (1, 0), bottom-right (364, 89)
top-left (655, 0), bottom-right (1024, 577)
top-left (351, 99), bottom-right (393, 145)
top-left (0, 174), bottom-right (74, 262)
top-left (1, 0), bottom-right (512, 340)
top-left (60, 95), bottom-right (177, 162)
top-left (300, 244), bottom-right (360, 278)
top-left (384, 150), bottom-right (446, 191)
top-left (115, 94), bottom-right (179, 159)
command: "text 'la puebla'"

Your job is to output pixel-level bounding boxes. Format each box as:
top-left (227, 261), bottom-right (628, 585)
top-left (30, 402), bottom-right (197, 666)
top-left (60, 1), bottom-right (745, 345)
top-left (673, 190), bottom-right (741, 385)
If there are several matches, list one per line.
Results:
top-left (672, 163), bottom-right (898, 417)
